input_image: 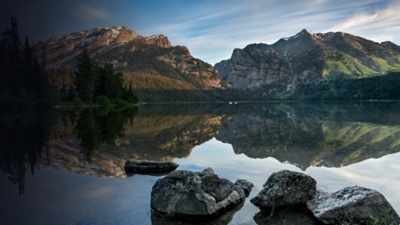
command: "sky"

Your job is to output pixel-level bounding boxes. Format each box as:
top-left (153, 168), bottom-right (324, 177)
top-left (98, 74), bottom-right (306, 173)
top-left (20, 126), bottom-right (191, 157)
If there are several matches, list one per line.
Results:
top-left (1, 0), bottom-right (400, 65)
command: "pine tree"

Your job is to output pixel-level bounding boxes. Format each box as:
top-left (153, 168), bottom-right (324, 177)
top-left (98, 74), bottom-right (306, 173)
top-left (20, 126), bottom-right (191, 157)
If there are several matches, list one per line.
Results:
top-left (75, 50), bottom-right (95, 102)
top-left (95, 63), bottom-right (124, 100)
top-left (0, 17), bottom-right (22, 93)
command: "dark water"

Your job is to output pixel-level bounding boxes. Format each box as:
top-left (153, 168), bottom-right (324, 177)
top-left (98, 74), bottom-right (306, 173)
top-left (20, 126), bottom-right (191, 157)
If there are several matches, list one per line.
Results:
top-left (1, 102), bottom-right (400, 224)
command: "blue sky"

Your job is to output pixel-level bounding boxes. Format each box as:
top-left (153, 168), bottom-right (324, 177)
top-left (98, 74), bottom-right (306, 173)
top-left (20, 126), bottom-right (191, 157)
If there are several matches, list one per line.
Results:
top-left (1, 0), bottom-right (400, 64)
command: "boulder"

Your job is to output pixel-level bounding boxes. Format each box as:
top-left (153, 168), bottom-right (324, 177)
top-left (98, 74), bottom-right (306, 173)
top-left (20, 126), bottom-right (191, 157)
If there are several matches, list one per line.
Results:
top-left (124, 160), bottom-right (178, 176)
top-left (307, 186), bottom-right (400, 224)
top-left (250, 170), bottom-right (316, 208)
top-left (150, 167), bottom-right (253, 219)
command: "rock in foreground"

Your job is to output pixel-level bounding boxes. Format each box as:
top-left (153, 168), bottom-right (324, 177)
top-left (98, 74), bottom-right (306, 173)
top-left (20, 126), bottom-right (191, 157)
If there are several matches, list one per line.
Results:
top-left (307, 186), bottom-right (400, 224)
top-left (150, 167), bottom-right (253, 219)
top-left (251, 170), bottom-right (316, 208)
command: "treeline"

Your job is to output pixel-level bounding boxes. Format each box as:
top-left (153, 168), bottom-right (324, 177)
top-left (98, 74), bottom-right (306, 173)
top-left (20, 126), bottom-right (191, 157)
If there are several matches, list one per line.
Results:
top-left (0, 17), bottom-right (54, 108)
top-left (292, 72), bottom-right (400, 100)
top-left (70, 50), bottom-right (138, 105)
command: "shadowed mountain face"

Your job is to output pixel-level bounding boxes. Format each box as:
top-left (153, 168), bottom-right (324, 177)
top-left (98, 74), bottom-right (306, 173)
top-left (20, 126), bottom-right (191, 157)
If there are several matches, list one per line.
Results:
top-left (215, 29), bottom-right (400, 99)
top-left (216, 103), bottom-right (400, 170)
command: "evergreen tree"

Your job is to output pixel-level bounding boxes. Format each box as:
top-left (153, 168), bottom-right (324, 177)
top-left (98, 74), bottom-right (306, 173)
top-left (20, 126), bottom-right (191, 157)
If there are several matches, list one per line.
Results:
top-left (75, 49), bottom-right (138, 104)
top-left (0, 17), bottom-right (21, 93)
top-left (0, 17), bottom-right (53, 108)
top-left (75, 50), bottom-right (95, 102)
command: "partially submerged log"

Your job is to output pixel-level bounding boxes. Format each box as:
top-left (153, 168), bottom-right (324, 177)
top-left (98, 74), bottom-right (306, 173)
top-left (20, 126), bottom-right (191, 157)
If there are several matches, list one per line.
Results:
top-left (124, 160), bottom-right (178, 176)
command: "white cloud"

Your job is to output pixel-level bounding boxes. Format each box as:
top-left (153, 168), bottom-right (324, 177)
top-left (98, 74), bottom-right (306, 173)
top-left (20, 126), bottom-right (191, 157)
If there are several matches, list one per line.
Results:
top-left (331, 3), bottom-right (400, 31)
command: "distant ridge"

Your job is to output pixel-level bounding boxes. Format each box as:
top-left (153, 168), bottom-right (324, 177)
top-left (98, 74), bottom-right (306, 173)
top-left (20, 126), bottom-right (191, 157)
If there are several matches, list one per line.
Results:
top-left (215, 29), bottom-right (400, 99)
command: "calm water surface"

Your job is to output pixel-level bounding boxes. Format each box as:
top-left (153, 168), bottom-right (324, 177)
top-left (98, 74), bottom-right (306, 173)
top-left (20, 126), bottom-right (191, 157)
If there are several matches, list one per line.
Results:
top-left (1, 102), bottom-right (400, 224)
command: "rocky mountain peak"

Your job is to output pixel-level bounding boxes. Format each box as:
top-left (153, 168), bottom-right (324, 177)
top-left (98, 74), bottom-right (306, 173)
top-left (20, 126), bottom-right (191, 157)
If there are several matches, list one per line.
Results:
top-left (216, 29), bottom-right (400, 99)
top-left (300, 28), bottom-right (313, 36)
top-left (144, 34), bottom-right (171, 48)
top-left (35, 26), bottom-right (172, 68)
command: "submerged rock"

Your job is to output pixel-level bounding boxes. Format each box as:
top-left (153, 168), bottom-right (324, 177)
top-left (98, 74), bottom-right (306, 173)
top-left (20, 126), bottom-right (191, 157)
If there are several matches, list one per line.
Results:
top-left (151, 201), bottom-right (245, 225)
top-left (254, 204), bottom-right (323, 225)
top-left (124, 160), bottom-right (178, 176)
top-left (251, 170), bottom-right (316, 208)
top-left (307, 186), bottom-right (400, 224)
top-left (150, 167), bottom-right (253, 219)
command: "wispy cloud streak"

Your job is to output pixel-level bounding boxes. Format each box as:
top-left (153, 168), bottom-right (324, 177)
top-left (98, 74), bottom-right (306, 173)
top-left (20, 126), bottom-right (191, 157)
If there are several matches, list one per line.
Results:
top-left (75, 3), bottom-right (111, 20)
top-left (331, 2), bottom-right (400, 31)
top-left (133, 0), bottom-right (400, 64)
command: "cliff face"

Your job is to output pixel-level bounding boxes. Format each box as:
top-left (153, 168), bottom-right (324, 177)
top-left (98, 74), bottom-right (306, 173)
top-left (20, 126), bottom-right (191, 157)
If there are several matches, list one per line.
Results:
top-left (216, 45), bottom-right (292, 97)
top-left (215, 29), bottom-right (400, 99)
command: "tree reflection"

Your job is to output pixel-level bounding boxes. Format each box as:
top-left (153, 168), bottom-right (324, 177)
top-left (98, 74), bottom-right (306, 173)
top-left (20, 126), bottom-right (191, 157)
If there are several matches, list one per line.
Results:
top-left (0, 106), bottom-right (138, 193)
top-left (76, 110), bottom-right (98, 159)
top-left (0, 110), bottom-right (55, 194)
top-left (76, 107), bottom-right (138, 159)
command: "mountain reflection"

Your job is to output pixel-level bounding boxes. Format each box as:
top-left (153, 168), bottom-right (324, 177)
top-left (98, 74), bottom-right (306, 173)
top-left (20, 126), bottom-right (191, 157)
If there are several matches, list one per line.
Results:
top-left (216, 102), bottom-right (400, 169)
top-left (2, 102), bottom-right (400, 194)
top-left (114, 104), bottom-right (231, 161)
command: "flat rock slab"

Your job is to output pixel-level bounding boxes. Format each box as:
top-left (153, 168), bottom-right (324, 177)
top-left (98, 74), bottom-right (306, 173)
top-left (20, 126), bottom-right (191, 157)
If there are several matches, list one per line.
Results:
top-left (151, 167), bottom-right (253, 219)
top-left (251, 170), bottom-right (316, 208)
top-left (307, 186), bottom-right (400, 224)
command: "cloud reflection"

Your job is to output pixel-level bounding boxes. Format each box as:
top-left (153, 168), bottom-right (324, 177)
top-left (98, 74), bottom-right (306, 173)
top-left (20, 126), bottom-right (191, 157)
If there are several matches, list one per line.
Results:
top-left (307, 152), bottom-right (400, 212)
top-left (176, 138), bottom-right (400, 214)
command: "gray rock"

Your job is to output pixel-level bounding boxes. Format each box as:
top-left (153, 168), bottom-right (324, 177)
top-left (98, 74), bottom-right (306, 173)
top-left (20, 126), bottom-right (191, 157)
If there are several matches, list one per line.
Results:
top-left (150, 167), bottom-right (253, 219)
top-left (250, 170), bottom-right (316, 208)
top-left (307, 186), bottom-right (400, 224)
top-left (235, 179), bottom-right (254, 197)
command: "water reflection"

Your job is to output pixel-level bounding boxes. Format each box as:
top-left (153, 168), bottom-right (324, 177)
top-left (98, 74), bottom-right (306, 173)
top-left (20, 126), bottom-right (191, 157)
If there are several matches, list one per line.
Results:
top-left (0, 103), bottom-right (400, 189)
top-left (1, 102), bottom-right (400, 224)
top-left (0, 109), bottom-right (55, 194)
top-left (217, 102), bottom-right (400, 169)
top-left (2, 102), bottom-right (400, 192)
top-left (151, 202), bottom-right (244, 225)
top-left (116, 104), bottom-right (232, 161)
top-left (76, 107), bottom-right (137, 158)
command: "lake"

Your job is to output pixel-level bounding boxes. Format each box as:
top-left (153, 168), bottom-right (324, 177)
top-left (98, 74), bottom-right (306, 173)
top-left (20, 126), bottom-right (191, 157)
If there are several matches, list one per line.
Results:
top-left (1, 102), bottom-right (400, 224)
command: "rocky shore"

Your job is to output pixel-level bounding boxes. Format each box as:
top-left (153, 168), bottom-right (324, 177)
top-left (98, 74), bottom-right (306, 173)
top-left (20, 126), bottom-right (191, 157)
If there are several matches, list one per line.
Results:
top-left (150, 168), bottom-right (400, 224)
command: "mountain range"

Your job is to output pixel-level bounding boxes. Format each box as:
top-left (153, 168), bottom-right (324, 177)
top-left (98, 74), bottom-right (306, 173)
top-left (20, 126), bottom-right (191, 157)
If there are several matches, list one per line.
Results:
top-left (36, 26), bottom-right (237, 102)
top-left (215, 29), bottom-right (400, 99)
top-left (37, 27), bottom-right (400, 101)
